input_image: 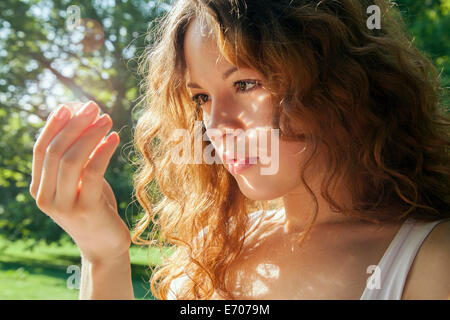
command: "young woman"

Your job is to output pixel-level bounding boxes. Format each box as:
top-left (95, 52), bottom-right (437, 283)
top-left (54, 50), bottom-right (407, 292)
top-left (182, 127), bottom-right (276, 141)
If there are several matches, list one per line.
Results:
top-left (30, 0), bottom-right (450, 300)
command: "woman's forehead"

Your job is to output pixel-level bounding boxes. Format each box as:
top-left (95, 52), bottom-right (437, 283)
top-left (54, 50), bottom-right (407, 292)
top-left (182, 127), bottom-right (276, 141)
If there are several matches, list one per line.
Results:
top-left (184, 18), bottom-right (232, 81)
top-left (184, 16), bottom-right (219, 54)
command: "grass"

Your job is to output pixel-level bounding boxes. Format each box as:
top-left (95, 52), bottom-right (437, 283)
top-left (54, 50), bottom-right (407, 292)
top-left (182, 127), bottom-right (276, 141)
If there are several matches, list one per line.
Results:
top-left (0, 235), bottom-right (173, 300)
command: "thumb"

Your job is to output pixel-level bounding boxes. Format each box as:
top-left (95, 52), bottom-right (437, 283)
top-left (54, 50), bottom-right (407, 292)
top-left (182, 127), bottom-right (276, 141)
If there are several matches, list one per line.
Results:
top-left (103, 178), bottom-right (118, 212)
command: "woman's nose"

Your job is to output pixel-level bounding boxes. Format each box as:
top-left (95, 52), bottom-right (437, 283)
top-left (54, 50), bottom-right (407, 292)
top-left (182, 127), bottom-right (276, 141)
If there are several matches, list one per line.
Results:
top-left (204, 96), bottom-right (243, 129)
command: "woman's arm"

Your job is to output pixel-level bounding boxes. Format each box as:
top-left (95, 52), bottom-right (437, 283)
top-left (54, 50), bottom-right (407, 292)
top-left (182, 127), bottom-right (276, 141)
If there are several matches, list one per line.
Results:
top-left (79, 251), bottom-right (134, 300)
top-left (402, 220), bottom-right (450, 299)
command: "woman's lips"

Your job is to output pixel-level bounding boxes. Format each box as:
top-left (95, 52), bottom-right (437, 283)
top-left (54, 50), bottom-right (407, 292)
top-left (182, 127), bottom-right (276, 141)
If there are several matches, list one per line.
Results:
top-left (225, 157), bottom-right (259, 174)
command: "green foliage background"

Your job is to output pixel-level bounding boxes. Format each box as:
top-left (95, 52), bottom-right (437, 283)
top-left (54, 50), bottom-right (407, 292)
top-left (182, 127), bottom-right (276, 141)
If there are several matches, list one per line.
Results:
top-left (0, 0), bottom-right (448, 246)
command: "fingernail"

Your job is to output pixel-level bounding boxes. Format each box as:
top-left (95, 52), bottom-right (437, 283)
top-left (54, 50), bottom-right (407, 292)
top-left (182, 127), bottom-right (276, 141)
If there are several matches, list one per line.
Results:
top-left (55, 106), bottom-right (70, 120)
top-left (94, 114), bottom-right (110, 127)
top-left (76, 101), bottom-right (98, 116)
top-left (106, 131), bottom-right (119, 144)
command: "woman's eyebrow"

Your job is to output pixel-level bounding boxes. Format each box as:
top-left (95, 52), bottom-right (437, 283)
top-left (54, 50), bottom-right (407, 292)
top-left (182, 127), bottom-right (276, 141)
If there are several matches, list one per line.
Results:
top-left (186, 66), bottom-right (238, 89)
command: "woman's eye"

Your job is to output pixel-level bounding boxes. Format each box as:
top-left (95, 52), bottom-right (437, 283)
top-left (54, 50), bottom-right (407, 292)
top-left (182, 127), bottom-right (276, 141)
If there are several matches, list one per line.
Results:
top-left (191, 94), bottom-right (209, 106)
top-left (235, 80), bottom-right (261, 92)
top-left (191, 80), bottom-right (262, 107)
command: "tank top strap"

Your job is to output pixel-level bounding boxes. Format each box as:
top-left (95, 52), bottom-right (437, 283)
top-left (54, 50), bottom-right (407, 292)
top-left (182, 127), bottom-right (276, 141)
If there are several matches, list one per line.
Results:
top-left (360, 216), bottom-right (450, 300)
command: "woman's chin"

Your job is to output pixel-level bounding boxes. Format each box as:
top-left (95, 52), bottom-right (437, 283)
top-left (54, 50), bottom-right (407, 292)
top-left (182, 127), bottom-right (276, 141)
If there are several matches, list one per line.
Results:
top-left (235, 181), bottom-right (287, 201)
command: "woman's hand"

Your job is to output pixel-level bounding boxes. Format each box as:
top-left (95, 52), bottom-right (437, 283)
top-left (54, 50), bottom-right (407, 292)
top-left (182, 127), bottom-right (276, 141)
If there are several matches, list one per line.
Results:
top-left (29, 101), bottom-right (131, 264)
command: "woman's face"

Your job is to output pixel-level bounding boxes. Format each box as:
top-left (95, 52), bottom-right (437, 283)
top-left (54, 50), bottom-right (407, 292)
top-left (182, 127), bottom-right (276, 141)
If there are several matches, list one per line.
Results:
top-left (183, 18), bottom-right (315, 201)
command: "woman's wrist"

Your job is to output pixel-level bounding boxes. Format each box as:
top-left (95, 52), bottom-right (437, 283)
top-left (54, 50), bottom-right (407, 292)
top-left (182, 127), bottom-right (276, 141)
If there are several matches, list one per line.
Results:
top-left (80, 250), bottom-right (134, 300)
top-left (81, 249), bottom-right (131, 267)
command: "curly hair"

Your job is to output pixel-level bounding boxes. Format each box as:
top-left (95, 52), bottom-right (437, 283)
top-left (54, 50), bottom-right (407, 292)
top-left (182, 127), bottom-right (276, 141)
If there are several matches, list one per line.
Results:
top-left (131, 0), bottom-right (450, 300)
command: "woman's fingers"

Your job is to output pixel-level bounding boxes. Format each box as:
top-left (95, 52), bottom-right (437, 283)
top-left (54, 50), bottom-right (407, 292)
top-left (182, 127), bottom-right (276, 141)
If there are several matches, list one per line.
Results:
top-left (55, 113), bottom-right (112, 209)
top-left (65, 102), bottom-right (101, 123)
top-left (35, 102), bottom-right (99, 211)
top-left (30, 105), bottom-right (72, 199)
top-left (78, 131), bottom-right (120, 207)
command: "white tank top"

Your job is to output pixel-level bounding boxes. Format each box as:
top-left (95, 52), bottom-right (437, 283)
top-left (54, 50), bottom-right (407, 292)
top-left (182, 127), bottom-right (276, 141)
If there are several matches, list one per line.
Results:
top-left (360, 216), bottom-right (450, 300)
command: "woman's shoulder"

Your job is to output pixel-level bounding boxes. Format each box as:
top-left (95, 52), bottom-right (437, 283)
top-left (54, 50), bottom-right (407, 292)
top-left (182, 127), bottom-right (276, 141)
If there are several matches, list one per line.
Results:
top-left (401, 218), bottom-right (450, 299)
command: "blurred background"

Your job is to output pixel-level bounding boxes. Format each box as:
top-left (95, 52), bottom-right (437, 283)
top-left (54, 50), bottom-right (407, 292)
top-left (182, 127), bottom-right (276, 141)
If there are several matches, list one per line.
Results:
top-left (0, 0), bottom-right (448, 299)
